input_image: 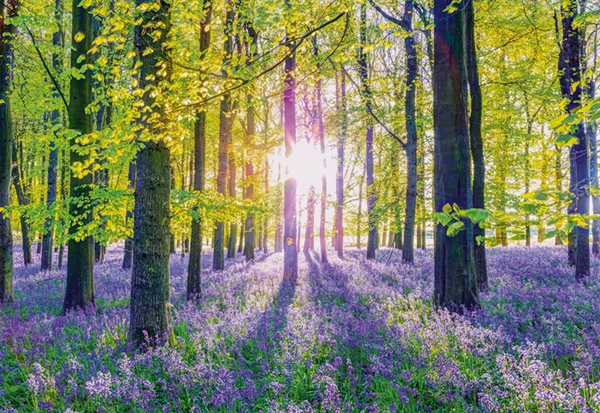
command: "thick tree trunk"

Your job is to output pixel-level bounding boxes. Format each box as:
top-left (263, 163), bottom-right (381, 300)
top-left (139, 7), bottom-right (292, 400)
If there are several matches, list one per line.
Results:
top-left (63, 0), bottom-right (95, 312)
top-left (129, 0), bottom-right (173, 346)
top-left (465, 0), bottom-right (487, 290)
top-left (560, 0), bottom-right (589, 279)
top-left (433, 0), bottom-right (479, 310)
top-left (130, 142), bottom-right (172, 344)
top-left (213, 5), bottom-right (235, 271)
top-left (0, 0), bottom-right (17, 302)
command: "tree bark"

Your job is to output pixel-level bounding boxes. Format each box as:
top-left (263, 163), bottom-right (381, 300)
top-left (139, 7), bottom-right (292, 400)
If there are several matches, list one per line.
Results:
top-left (465, 0), bottom-right (487, 290)
top-left (0, 0), bottom-right (18, 302)
top-left (359, 4), bottom-right (378, 260)
top-left (335, 67), bottom-right (346, 258)
top-left (63, 0), bottom-right (95, 312)
top-left (187, 4), bottom-right (210, 288)
top-left (313, 39), bottom-right (328, 263)
top-left (283, 11), bottom-right (298, 281)
top-left (559, 0), bottom-right (589, 279)
top-left (41, 0), bottom-right (64, 271)
top-left (433, 0), bottom-right (479, 310)
top-left (213, 3), bottom-right (234, 271)
top-left (122, 161), bottom-right (135, 269)
top-left (129, 0), bottom-right (174, 346)
top-left (11, 140), bottom-right (31, 265)
top-left (401, 0), bottom-right (418, 263)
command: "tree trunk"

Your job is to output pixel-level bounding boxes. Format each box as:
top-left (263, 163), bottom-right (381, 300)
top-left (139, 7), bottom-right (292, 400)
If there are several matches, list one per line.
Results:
top-left (122, 161), bottom-right (135, 269)
top-left (590, 80), bottom-right (600, 254)
top-left (11, 141), bottom-right (31, 265)
top-left (357, 164), bottom-right (364, 249)
top-left (129, 0), bottom-right (174, 346)
top-left (303, 186), bottom-right (316, 253)
top-left (400, 0), bottom-right (418, 263)
top-left (41, 0), bottom-right (64, 271)
top-left (0, 0), bottom-right (17, 302)
top-left (213, 4), bottom-right (235, 271)
top-left (63, 0), bottom-right (95, 312)
top-left (465, 0), bottom-right (487, 290)
top-left (360, 4), bottom-right (378, 260)
top-left (559, 0), bottom-right (589, 279)
top-left (335, 67), bottom-right (346, 258)
top-left (433, 0), bottom-right (479, 310)
top-left (227, 148), bottom-right (237, 259)
top-left (283, 16), bottom-right (298, 282)
top-left (243, 25), bottom-right (258, 261)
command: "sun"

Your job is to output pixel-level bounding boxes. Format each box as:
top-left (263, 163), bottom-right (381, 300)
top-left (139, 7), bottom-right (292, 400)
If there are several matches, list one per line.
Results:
top-left (272, 139), bottom-right (326, 198)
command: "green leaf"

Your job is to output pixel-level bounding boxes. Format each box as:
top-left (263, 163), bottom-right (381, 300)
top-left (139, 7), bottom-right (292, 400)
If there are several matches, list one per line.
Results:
top-left (447, 220), bottom-right (464, 237)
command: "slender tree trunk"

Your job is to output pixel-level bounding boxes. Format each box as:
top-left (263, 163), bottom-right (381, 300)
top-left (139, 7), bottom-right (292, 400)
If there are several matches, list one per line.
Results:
top-left (227, 149), bottom-right (237, 259)
top-left (129, 0), bottom-right (174, 346)
top-left (560, 0), bottom-right (589, 278)
top-left (122, 161), bottom-right (135, 269)
top-left (283, 14), bottom-right (298, 282)
top-left (359, 5), bottom-right (378, 260)
top-left (590, 80), bottom-right (600, 254)
top-left (335, 68), bottom-right (346, 258)
top-left (433, 0), bottom-right (479, 310)
top-left (11, 141), bottom-right (31, 265)
top-left (400, 0), bottom-right (418, 263)
top-left (63, 0), bottom-right (95, 312)
top-left (213, 4), bottom-right (235, 271)
top-left (465, 0), bottom-right (487, 289)
top-left (303, 186), bottom-right (316, 253)
top-left (41, 0), bottom-right (64, 271)
top-left (244, 25), bottom-right (257, 260)
top-left (357, 163), bottom-right (364, 249)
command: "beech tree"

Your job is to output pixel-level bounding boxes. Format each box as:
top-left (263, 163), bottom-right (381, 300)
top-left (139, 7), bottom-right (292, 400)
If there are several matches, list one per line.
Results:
top-left (129, 0), bottom-right (174, 345)
top-left (432, 0), bottom-right (479, 310)
top-left (63, 0), bottom-right (95, 312)
top-left (0, 0), bottom-right (18, 303)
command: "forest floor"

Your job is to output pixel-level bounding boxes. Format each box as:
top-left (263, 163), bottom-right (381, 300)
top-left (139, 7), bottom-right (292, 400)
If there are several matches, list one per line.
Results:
top-left (1, 245), bottom-right (599, 413)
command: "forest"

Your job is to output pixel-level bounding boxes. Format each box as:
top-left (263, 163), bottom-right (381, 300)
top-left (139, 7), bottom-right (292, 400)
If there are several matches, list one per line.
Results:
top-left (0, 0), bottom-right (600, 411)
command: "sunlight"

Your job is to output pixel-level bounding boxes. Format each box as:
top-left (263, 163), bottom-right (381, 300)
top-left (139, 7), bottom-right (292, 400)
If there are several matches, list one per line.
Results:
top-left (274, 140), bottom-right (326, 197)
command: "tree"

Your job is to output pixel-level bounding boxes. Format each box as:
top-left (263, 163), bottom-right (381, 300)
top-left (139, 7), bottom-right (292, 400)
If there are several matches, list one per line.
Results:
top-left (465, 0), bottom-right (487, 290)
top-left (187, 0), bottom-right (212, 297)
top-left (0, 0), bottom-right (18, 303)
top-left (314, 38), bottom-right (328, 264)
top-left (129, 0), bottom-right (174, 345)
top-left (432, 0), bottom-right (479, 310)
top-left (283, 0), bottom-right (298, 282)
top-left (243, 24), bottom-right (258, 261)
top-left (559, 0), bottom-right (589, 280)
top-left (63, 0), bottom-right (95, 312)
top-left (335, 66), bottom-right (346, 258)
top-left (41, 0), bottom-right (64, 271)
top-left (359, 3), bottom-right (378, 260)
top-left (213, 1), bottom-right (235, 271)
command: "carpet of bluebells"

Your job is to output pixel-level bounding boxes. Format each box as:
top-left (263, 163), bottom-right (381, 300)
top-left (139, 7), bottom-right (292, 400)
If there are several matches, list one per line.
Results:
top-left (1, 245), bottom-right (600, 413)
